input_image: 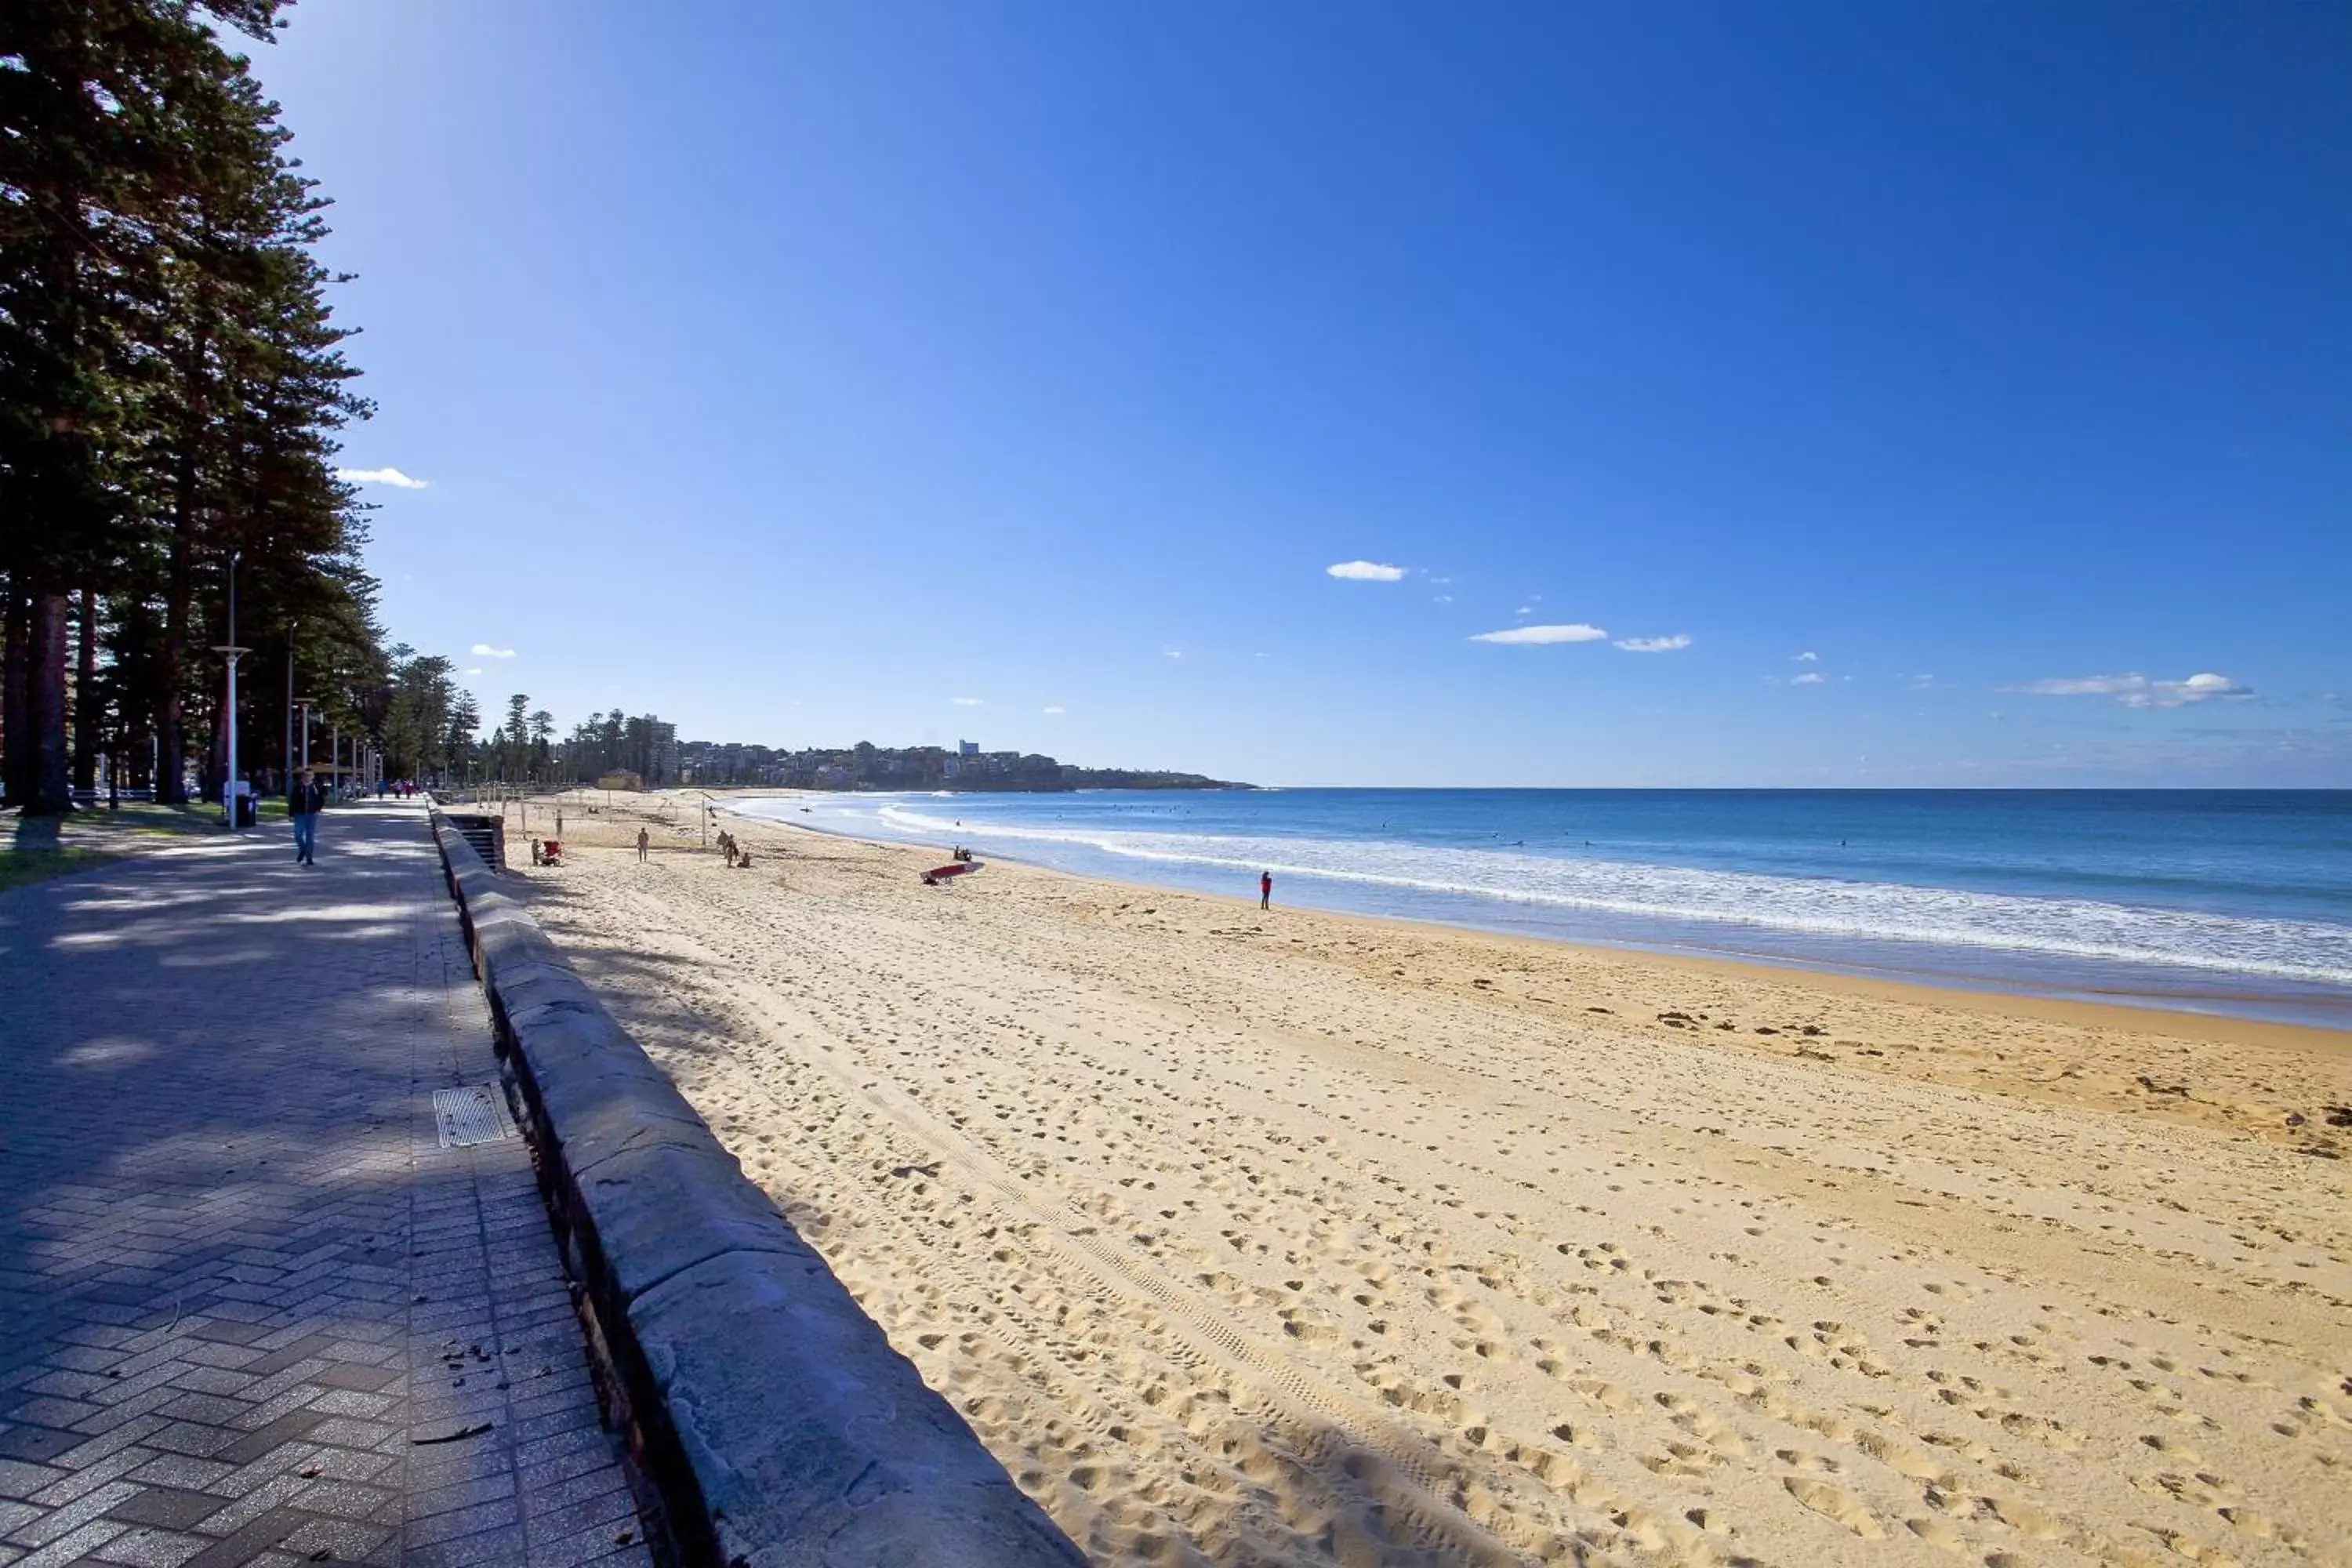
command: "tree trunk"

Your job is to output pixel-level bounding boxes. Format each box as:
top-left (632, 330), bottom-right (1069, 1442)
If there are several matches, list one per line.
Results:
top-left (72, 584), bottom-right (97, 793)
top-left (111, 597), bottom-right (154, 793)
top-left (202, 687), bottom-right (226, 807)
top-left (26, 591), bottom-right (74, 815)
top-left (2, 583), bottom-right (27, 808)
top-left (156, 318), bottom-right (208, 808)
top-left (156, 564), bottom-right (186, 804)
top-left (158, 488), bottom-right (192, 804)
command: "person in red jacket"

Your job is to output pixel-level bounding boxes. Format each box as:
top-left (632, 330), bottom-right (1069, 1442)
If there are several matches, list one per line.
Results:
top-left (1259, 870), bottom-right (1273, 910)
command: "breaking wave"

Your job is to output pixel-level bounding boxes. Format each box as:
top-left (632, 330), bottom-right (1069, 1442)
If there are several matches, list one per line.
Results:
top-left (855, 803), bottom-right (2352, 987)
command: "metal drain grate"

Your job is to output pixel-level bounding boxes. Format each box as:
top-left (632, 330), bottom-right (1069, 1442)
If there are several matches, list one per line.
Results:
top-left (434, 1084), bottom-right (519, 1149)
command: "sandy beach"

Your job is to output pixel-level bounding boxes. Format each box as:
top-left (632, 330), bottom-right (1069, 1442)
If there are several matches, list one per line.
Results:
top-left (501, 791), bottom-right (2351, 1566)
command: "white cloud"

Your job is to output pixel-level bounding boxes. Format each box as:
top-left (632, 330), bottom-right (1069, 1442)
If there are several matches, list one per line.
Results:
top-left (1795, 651), bottom-right (1818, 662)
top-left (1470, 623), bottom-right (1608, 645)
top-left (470, 644), bottom-right (516, 659)
top-left (1327, 560), bottom-right (1406, 582)
top-left (1433, 594), bottom-right (1453, 604)
top-left (1614, 634), bottom-right (1692, 653)
top-left (1792, 671), bottom-right (1825, 685)
top-left (336, 466), bottom-right (429, 489)
top-left (2006, 672), bottom-right (2253, 708)
top-left (1515, 605), bottom-right (1534, 617)
top-left (2009, 674), bottom-right (2142, 698)
top-left (460, 667), bottom-right (483, 676)
top-left (1163, 648), bottom-right (1183, 659)
top-left (1042, 706), bottom-right (1065, 715)
top-left (950, 696), bottom-right (983, 706)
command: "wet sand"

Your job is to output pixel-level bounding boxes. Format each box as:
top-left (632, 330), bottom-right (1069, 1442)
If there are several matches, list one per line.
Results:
top-left (506, 790), bottom-right (2351, 1566)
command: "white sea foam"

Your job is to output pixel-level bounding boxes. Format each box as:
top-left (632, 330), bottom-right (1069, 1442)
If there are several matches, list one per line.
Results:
top-left (839, 802), bottom-right (2352, 988)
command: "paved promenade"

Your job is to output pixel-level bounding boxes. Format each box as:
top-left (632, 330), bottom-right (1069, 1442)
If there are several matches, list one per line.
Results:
top-left (0, 802), bottom-right (651, 1568)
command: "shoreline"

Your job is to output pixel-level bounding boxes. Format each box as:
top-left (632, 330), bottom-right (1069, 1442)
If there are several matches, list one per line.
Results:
top-left (713, 789), bottom-right (2352, 1048)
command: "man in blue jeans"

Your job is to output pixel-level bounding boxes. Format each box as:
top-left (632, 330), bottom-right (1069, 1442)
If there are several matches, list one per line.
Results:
top-left (289, 767), bottom-right (328, 865)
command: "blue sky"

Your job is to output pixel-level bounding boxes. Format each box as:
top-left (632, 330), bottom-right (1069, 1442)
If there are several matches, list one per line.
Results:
top-left (253, 1), bottom-right (2348, 786)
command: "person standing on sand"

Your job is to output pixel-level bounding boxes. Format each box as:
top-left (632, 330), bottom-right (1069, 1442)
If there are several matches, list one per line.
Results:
top-left (289, 768), bottom-right (327, 865)
top-left (1260, 870), bottom-right (1273, 910)
top-left (637, 826), bottom-right (650, 862)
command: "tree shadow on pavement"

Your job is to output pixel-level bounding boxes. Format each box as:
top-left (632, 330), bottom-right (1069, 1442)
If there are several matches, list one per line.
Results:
top-left (0, 808), bottom-right (466, 1415)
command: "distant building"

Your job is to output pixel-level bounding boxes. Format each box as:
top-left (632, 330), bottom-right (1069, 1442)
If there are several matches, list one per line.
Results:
top-left (958, 739), bottom-right (979, 757)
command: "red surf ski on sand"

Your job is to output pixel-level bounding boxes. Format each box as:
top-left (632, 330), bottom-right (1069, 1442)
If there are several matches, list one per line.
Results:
top-left (921, 860), bottom-right (983, 884)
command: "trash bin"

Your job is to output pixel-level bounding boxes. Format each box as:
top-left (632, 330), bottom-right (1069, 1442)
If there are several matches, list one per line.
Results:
top-left (237, 793), bottom-right (257, 828)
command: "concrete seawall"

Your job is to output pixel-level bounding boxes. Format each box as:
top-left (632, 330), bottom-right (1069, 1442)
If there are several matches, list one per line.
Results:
top-left (428, 811), bottom-right (1090, 1568)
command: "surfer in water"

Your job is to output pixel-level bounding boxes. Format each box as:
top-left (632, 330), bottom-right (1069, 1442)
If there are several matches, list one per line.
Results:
top-left (1260, 870), bottom-right (1273, 910)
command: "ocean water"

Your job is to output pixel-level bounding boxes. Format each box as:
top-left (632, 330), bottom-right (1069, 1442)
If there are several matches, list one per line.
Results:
top-left (729, 789), bottom-right (2352, 1029)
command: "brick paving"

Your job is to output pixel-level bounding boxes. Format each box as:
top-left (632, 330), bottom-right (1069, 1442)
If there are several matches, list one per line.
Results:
top-left (0, 802), bottom-right (652, 1568)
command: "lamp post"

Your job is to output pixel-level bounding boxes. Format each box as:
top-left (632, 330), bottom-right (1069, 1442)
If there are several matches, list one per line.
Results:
top-left (210, 551), bottom-right (247, 827)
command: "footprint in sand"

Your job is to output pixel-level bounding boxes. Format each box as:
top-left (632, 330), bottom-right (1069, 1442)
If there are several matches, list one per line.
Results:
top-left (1905, 1514), bottom-right (1966, 1552)
top-left (2140, 1432), bottom-right (2204, 1464)
top-left (1783, 1475), bottom-right (1884, 1538)
top-left (1570, 1376), bottom-right (1638, 1414)
top-left (1984, 1492), bottom-right (2070, 1544)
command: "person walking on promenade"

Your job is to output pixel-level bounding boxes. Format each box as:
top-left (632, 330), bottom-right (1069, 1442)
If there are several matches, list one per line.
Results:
top-left (637, 826), bottom-right (650, 863)
top-left (1260, 869), bottom-right (1273, 910)
top-left (289, 767), bottom-right (328, 865)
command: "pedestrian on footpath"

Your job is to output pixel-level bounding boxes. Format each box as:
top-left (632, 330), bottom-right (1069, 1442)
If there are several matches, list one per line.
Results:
top-left (289, 767), bottom-right (328, 865)
top-left (637, 826), bottom-right (650, 863)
